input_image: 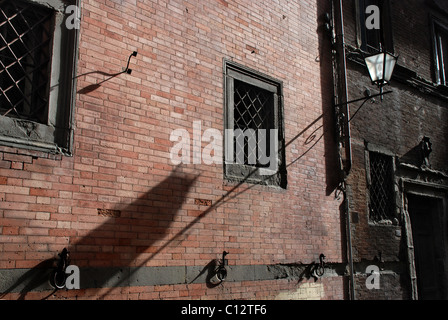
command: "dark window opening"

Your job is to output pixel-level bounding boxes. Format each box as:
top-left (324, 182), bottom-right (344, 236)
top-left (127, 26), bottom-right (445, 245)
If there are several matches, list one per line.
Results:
top-left (368, 151), bottom-right (395, 222)
top-left (408, 194), bottom-right (447, 300)
top-left (233, 79), bottom-right (275, 167)
top-left (358, 0), bottom-right (394, 53)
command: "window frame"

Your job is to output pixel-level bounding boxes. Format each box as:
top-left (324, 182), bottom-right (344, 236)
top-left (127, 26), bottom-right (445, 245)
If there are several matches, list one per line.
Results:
top-left (365, 145), bottom-right (397, 223)
top-left (356, 0), bottom-right (394, 54)
top-left (430, 16), bottom-right (448, 86)
top-left (0, 0), bottom-right (80, 155)
top-left (223, 59), bottom-right (286, 188)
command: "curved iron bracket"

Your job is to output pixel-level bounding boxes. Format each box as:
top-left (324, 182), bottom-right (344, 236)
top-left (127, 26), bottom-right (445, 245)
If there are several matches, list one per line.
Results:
top-left (124, 51), bottom-right (138, 74)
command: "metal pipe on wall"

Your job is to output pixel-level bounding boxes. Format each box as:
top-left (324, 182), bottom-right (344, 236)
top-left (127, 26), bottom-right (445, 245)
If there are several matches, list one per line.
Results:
top-left (332, 0), bottom-right (355, 300)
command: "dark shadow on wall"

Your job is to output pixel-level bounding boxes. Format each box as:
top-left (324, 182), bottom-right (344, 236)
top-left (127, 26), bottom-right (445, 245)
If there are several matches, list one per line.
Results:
top-left (85, 162), bottom-right (284, 298)
top-left (276, 0), bottom-right (340, 198)
top-left (0, 259), bottom-right (56, 300)
top-left (0, 165), bottom-right (198, 299)
top-left (315, 0), bottom-right (341, 197)
top-left (68, 165), bottom-right (199, 296)
top-left (399, 138), bottom-right (429, 168)
top-left (316, 0), bottom-right (350, 300)
top-left (188, 259), bottom-right (222, 289)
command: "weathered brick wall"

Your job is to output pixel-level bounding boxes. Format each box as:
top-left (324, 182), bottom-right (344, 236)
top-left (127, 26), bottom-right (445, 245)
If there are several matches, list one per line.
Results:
top-left (354, 273), bottom-right (409, 300)
top-left (342, 0), bottom-right (448, 299)
top-left (344, 0), bottom-right (436, 80)
top-left (0, 0), bottom-right (344, 299)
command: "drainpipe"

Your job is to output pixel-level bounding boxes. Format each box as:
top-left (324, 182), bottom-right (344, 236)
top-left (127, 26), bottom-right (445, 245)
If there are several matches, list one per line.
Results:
top-left (335, 0), bottom-right (352, 174)
top-left (332, 0), bottom-right (355, 300)
top-left (343, 185), bottom-right (355, 300)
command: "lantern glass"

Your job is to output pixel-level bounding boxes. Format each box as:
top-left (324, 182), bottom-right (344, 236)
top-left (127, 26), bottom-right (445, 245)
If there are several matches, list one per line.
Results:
top-left (364, 51), bottom-right (397, 85)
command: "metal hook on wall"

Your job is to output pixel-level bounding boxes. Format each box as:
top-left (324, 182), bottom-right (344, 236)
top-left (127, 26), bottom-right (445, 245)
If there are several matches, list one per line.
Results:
top-left (124, 51), bottom-right (138, 74)
top-left (312, 253), bottom-right (326, 279)
top-left (209, 251), bottom-right (229, 285)
top-left (51, 248), bottom-right (70, 289)
top-left (76, 51), bottom-right (138, 94)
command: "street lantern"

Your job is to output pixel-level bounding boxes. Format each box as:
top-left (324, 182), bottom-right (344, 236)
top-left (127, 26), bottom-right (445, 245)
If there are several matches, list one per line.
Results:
top-left (334, 49), bottom-right (398, 120)
top-left (364, 50), bottom-right (398, 98)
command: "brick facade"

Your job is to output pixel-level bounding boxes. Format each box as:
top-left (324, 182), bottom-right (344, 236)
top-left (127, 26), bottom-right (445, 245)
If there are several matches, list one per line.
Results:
top-left (0, 0), bottom-right (346, 300)
top-left (340, 0), bottom-right (448, 300)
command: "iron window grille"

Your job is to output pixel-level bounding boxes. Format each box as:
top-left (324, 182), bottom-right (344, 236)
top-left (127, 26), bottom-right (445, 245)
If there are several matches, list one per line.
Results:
top-left (368, 151), bottom-right (395, 222)
top-left (0, 0), bottom-right (53, 123)
top-left (224, 60), bottom-right (286, 188)
top-left (0, 0), bottom-right (79, 155)
top-left (233, 79), bottom-right (275, 167)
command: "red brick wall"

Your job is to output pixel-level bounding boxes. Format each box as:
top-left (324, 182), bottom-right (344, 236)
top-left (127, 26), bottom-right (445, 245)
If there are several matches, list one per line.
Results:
top-left (0, 0), bottom-right (344, 299)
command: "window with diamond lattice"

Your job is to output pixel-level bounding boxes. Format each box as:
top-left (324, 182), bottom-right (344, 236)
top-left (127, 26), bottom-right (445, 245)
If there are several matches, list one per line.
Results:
top-left (233, 79), bottom-right (274, 167)
top-left (224, 60), bottom-right (286, 188)
top-left (0, 0), bottom-right (53, 123)
top-left (368, 151), bottom-right (395, 221)
top-left (0, 0), bottom-right (79, 154)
